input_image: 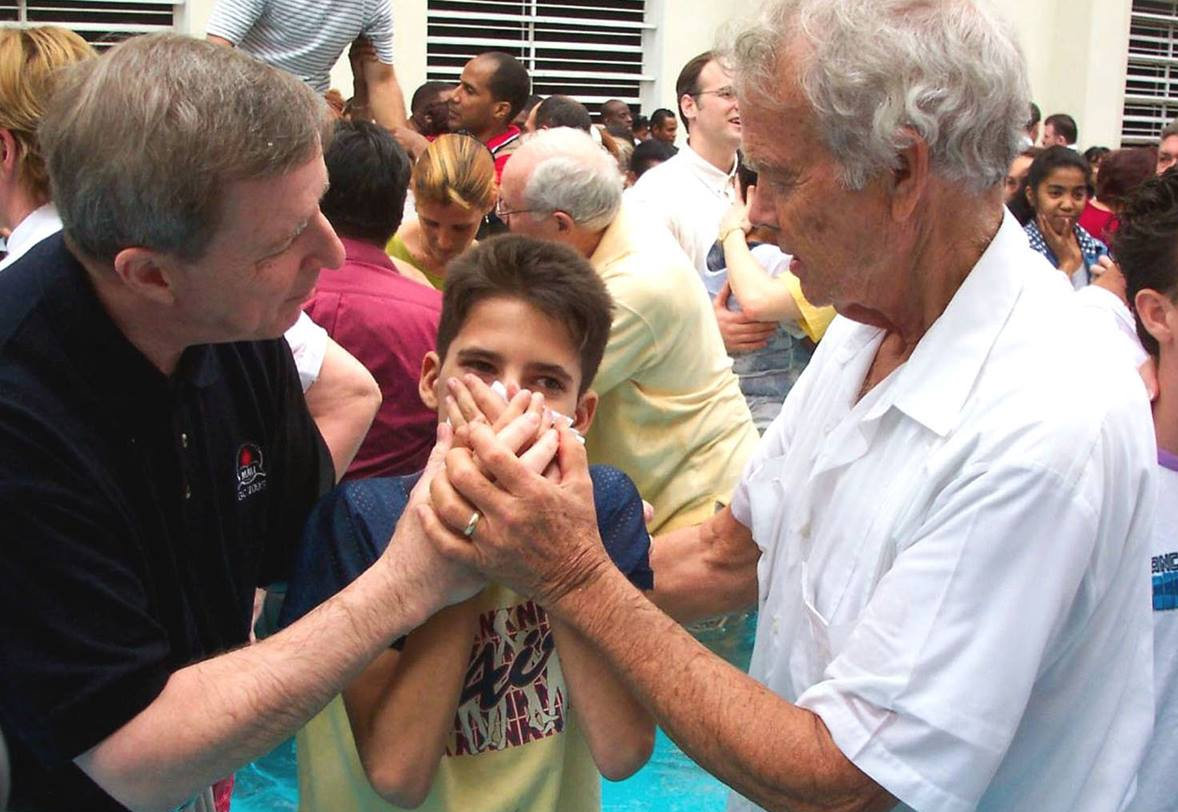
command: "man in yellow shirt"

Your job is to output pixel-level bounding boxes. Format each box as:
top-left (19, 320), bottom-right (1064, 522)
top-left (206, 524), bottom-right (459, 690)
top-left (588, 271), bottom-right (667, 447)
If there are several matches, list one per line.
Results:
top-left (496, 127), bottom-right (758, 533)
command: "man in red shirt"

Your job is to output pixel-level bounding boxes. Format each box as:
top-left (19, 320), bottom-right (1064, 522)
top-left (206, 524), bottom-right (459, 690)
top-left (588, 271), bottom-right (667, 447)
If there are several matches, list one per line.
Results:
top-left (306, 120), bottom-right (442, 479)
top-left (447, 51), bottom-right (530, 185)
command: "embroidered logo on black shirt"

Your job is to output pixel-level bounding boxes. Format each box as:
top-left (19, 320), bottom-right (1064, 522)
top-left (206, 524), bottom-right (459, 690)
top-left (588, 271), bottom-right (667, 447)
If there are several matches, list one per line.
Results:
top-left (236, 443), bottom-right (267, 502)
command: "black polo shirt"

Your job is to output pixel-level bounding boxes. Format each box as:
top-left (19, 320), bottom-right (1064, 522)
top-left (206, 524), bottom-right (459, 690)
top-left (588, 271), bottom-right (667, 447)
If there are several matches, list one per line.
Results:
top-left (0, 234), bottom-right (333, 810)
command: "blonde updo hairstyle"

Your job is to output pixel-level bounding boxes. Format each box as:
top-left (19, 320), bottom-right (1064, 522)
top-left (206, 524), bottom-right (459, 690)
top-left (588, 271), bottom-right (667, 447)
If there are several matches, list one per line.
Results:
top-left (411, 133), bottom-right (497, 214)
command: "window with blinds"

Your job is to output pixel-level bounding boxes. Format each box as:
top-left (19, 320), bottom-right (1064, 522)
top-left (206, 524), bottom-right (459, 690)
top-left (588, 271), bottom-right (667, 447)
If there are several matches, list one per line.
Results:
top-left (0, 0), bottom-right (181, 50)
top-left (426, 0), bottom-right (652, 120)
top-left (1123, 0), bottom-right (1178, 145)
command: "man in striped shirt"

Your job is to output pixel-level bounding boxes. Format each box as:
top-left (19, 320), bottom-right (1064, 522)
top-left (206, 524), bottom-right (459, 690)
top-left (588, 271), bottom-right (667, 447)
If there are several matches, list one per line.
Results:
top-left (207, 0), bottom-right (407, 131)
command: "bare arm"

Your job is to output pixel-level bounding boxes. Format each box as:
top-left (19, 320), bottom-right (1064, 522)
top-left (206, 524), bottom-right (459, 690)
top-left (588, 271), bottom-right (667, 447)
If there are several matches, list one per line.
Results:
top-left (422, 426), bottom-right (896, 812)
top-left (364, 59), bottom-right (408, 131)
top-left (304, 337), bottom-right (381, 482)
top-left (714, 287), bottom-right (779, 354)
top-left (75, 501), bottom-right (463, 812)
top-left (649, 507), bottom-right (760, 623)
top-left (343, 600), bottom-right (480, 807)
top-left (718, 194), bottom-right (803, 325)
top-left (549, 618), bottom-right (654, 780)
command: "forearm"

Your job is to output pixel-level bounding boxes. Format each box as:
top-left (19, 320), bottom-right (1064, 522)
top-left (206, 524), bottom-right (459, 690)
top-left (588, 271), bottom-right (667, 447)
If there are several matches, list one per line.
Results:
top-left (722, 234), bottom-right (803, 325)
top-left (75, 544), bottom-right (437, 812)
top-left (367, 68), bottom-right (408, 131)
top-left (649, 509), bottom-right (759, 623)
top-left (551, 570), bottom-right (892, 812)
top-left (549, 617), bottom-right (654, 780)
top-left (343, 599), bottom-right (479, 806)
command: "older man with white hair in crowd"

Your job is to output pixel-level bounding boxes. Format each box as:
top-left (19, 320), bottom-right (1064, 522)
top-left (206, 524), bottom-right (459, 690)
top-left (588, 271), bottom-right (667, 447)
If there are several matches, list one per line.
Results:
top-left (492, 127), bottom-right (758, 534)
top-left (422, 1), bottom-right (1158, 810)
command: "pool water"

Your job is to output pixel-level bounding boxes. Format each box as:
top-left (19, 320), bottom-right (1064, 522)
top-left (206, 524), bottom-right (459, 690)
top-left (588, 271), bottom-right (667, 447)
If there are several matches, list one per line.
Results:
top-left (233, 613), bottom-right (756, 812)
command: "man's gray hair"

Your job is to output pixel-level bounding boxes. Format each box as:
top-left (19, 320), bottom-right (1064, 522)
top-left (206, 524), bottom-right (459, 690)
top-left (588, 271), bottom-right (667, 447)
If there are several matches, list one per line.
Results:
top-left (728, 0), bottom-right (1029, 193)
top-left (518, 127), bottom-right (622, 231)
top-left (40, 34), bottom-right (331, 264)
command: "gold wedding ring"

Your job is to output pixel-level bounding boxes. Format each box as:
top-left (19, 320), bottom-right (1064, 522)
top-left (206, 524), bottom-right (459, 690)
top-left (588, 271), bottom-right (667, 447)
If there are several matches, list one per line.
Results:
top-left (462, 510), bottom-right (481, 538)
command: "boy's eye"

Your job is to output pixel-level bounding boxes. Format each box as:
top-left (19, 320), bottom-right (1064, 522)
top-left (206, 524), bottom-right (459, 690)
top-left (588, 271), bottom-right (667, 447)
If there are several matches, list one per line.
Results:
top-left (462, 359), bottom-right (496, 376)
top-left (534, 376), bottom-right (566, 393)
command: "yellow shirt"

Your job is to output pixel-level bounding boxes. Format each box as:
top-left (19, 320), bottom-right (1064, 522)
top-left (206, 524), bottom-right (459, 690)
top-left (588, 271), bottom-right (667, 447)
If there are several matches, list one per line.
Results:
top-left (386, 232), bottom-right (445, 290)
top-left (585, 208), bottom-right (759, 534)
top-left (296, 584), bottom-right (600, 812)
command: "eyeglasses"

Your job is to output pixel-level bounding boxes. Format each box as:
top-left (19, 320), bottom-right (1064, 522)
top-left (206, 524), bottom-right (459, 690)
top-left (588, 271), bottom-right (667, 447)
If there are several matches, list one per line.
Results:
top-left (495, 199), bottom-right (535, 219)
top-left (694, 86), bottom-right (737, 102)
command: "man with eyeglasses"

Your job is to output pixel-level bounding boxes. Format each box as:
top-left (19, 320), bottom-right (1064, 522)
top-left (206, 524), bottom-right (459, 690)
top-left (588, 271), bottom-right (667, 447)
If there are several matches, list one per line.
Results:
top-left (497, 126), bottom-right (758, 535)
top-left (627, 51), bottom-right (778, 354)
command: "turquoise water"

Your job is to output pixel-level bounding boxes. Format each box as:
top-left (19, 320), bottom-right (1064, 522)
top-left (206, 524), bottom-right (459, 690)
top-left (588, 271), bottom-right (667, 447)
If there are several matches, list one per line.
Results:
top-left (233, 613), bottom-right (756, 812)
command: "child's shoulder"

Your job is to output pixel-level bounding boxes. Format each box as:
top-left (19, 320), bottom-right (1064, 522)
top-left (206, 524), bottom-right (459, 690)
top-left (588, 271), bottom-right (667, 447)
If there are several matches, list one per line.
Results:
top-left (588, 465), bottom-right (653, 589)
top-left (278, 473), bottom-right (422, 628)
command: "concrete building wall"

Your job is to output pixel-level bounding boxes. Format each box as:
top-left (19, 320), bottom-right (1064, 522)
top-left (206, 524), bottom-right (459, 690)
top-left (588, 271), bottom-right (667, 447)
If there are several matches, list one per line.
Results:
top-left (181, 0), bottom-right (1134, 149)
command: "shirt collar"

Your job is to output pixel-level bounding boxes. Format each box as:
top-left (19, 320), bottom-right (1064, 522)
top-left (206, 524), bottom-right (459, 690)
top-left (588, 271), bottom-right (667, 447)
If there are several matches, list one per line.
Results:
top-left (485, 125), bottom-right (522, 153)
top-left (869, 209), bottom-right (1030, 436)
top-left (38, 234), bottom-right (219, 404)
top-left (679, 143), bottom-right (738, 193)
top-left (341, 236), bottom-right (397, 271)
top-left (0, 203), bottom-right (62, 272)
top-left (588, 205), bottom-right (637, 269)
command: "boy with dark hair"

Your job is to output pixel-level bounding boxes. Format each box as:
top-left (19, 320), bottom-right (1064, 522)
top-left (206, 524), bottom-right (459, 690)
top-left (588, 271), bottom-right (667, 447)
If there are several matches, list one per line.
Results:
top-left (281, 234), bottom-right (654, 812)
top-left (1042, 112), bottom-right (1078, 146)
top-left (1111, 170), bottom-right (1178, 812)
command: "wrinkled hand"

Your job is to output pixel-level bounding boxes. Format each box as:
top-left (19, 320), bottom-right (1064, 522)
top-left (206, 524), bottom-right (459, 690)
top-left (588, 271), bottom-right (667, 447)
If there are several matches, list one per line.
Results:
top-left (1037, 212), bottom-right (1083, 274)
top-left (420, 422), bottom-right (611, 608)
top-left (1091, 256), bottom-right (1128, 304)
top-left (714, 282), bottom-right (776, 352)
top-left (381, 424), bottom-right (486, 608)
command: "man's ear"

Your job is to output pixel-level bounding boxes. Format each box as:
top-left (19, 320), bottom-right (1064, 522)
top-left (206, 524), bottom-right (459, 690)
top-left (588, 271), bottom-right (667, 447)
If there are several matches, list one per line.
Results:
top-left (492, 100), bottom-right (512, 127)
top-left (418, 351), bottom-right (442, 412)
top-left (552, 210), bottom-right (576, 233)
top-left (889, 132), bottom-right (930, 223)
top-left (572, 388), bottom-right (598, 434)
top-left (1136, 288), bottom-right (1176, 349)
top-left (111, 247), bottom-right (179, 306)
top-left (679, 94), bottom-right (699, 128)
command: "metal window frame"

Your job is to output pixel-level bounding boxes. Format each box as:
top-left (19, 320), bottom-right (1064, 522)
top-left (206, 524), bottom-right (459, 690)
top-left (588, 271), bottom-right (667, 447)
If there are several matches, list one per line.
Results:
top-left (0, 1), bottom-right (184, 48)
top-left (1123, 0), bottom-right (1178, 145)
top-left (426, 0), bottom-right (652, 117)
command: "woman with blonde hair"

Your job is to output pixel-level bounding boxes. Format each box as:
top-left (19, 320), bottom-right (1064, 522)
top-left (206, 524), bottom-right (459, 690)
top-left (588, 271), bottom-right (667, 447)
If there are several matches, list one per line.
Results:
top-left (0, 26), bottom-right (94, 271)
top-left (387, 133), bottom-right (496, 288)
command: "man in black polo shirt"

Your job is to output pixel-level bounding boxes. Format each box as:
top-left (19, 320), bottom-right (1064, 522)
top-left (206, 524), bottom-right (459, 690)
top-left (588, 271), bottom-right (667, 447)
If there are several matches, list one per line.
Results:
top-left (0, 34), bottom-right (483, 812)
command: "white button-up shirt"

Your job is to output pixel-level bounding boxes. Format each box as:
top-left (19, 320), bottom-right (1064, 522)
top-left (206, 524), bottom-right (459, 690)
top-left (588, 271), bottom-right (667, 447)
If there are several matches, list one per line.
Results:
top-left (729, 212), bottom-right (1156, 812)
top-left (624, 143), bottom-right (737, 276)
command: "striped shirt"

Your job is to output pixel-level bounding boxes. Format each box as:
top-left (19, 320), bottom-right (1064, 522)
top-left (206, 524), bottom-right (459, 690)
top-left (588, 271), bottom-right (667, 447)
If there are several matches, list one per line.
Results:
top-left (206, 0), bottom-right (394, 93)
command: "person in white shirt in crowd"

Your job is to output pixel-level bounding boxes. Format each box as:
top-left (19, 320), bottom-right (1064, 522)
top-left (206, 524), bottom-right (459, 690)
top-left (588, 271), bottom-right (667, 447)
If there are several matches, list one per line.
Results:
top-left (628, 50), bottom-right (778, 355)
top-left (1022, 101), bottom-right (1041, 149)
top-left (206, 0), bottom-right (408, 132)
top-left (1104, 172), bottom-right (1178, 812)
top-left (420, 2), bottom-right (1158, 811)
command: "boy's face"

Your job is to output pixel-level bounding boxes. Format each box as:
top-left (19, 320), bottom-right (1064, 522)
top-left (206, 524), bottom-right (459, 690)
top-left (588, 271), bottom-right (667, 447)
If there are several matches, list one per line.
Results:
top-left (419, 296), bottom-right (598, 433)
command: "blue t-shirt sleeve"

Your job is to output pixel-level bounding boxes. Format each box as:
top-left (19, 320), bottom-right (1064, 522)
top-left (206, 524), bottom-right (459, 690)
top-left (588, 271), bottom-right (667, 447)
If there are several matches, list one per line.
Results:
top-left (590, 465), bottom-right (654, 590)
top-left (277, 475), bottom-right (417, 629)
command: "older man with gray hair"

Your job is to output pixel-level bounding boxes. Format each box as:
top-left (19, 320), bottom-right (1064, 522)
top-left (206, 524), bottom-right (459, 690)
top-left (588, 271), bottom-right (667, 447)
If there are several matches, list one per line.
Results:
top-left (423, 2), bottom-right (1157, 810)
top-left (495, 126), bottom-right (757, 534)
top-left (0, 34), bottom-right (486, 812)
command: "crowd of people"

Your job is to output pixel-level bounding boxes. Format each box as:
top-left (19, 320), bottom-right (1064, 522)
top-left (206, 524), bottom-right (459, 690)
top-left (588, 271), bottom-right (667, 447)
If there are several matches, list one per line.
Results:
top-left (0, 1), bottom-right (1175, 812)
